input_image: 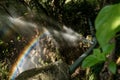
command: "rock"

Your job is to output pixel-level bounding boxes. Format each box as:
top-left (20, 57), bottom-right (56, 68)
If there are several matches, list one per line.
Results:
top-left (15, 60), bottom-right (70, 80)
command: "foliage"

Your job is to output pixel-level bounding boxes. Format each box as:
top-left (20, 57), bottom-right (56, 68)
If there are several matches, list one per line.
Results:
top-left (82, 3), bottom-right (120, 74)
top-left (82, 49), bottom-right (105, 67)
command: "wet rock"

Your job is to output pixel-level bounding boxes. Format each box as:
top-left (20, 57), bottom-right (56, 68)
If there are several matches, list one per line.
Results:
top-left (15, 60), bottom-right (70, 80)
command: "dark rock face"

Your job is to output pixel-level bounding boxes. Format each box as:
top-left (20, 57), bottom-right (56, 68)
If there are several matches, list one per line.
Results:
top-left (15, 60), bottom-right (70, 80)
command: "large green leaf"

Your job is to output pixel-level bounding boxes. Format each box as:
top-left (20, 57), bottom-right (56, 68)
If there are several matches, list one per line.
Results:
top-left (95, 4), bottom-right (120, 53)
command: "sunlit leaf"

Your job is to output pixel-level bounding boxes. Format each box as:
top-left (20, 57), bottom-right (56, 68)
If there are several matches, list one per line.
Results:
top-left (0, 40), bottom-right (4, 45)
top-left (17, 36), bottom-right (20, 40)
top-left (95, 3), bottom-right (120, 53)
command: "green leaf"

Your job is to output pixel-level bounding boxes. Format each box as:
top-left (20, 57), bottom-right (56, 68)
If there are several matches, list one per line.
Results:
top-left (95, 3), bottom-right (120, 53)
top-left (93, 48), bottom-right (101, 55)
top-left (93, 49), bottom-right (106, 61)
top-left (82, 49), bottom-right (106, 68)
top-left (102, 43), bottom-right (115, 55)
top-left (108, 61), bottom-right (117, 74)
top-left (82, 55), bottom-right (99, 68)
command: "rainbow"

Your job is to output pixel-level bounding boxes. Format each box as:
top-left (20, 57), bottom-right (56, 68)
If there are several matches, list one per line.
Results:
top-left (9, 29), bottom-right (50, 80)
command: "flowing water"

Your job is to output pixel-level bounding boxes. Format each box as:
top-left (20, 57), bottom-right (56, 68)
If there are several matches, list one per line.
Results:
top-left (0, 2), bottom-right (92, 79)
top-left (7, 17), bottom-right (85, 79)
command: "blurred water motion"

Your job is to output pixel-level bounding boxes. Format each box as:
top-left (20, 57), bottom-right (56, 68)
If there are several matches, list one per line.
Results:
top-left (7, 15), bottom-right (88, 79)
top-left (0, 2), bottom-right (93, 79)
